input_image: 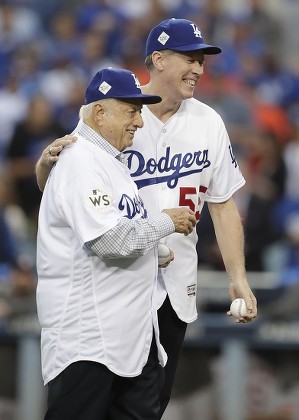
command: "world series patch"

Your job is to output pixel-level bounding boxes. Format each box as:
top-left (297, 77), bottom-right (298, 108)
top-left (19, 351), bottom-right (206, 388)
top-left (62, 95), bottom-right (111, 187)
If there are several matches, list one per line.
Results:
top-left (86, 188), bottom-right (112, 213)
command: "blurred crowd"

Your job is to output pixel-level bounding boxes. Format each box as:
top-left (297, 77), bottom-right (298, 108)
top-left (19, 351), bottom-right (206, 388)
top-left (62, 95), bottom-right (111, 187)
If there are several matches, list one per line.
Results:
top-left (1, 0), bottom-right (299, 321)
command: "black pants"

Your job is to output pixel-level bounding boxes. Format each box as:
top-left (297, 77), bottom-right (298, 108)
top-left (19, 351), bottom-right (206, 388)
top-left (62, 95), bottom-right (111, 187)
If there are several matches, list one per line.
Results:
top-left (158, 295), bottom-right (187, 419)
top-left (44, 339), bottom-right (164, 420)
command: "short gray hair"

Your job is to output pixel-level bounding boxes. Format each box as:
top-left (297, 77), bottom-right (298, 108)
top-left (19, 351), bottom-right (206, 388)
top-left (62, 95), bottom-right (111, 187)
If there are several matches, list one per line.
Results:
top-left (79, 103), bottom-right (93, 120)
top-left (79, 98), bottom-right (119, 120)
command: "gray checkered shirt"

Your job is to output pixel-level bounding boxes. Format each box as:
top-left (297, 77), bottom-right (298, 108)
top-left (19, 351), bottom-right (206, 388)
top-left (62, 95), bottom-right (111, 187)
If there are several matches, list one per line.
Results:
top-left (75, 120), bottom-right (174, 258)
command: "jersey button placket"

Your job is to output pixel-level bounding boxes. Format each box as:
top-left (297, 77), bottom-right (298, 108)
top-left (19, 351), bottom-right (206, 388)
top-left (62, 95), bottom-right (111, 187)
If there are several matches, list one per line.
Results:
top-left (158, 127), bottom-right (167, 196)
top-left (162, 127), bottom-right (167, 147)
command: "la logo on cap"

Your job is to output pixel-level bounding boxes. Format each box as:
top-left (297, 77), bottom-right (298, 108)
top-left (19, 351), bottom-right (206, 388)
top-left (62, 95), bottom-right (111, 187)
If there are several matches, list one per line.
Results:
top-left (98, 81), bottom-right (111, 95)
top-left (131, 73), bottom-right (141, 89)
top-left (190, 23), bottom-right (202, 38)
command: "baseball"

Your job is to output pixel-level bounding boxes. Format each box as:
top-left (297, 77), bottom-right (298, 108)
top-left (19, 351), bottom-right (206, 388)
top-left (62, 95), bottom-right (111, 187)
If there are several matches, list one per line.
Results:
top-left (158, 243), bottom-right (171, 266)
top-left (230, 298), bottom-right (247, 318)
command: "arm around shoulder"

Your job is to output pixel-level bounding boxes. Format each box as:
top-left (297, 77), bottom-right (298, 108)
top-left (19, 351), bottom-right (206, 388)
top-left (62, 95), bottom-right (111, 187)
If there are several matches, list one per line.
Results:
top-left (35, 135), bottom-right (77, 191)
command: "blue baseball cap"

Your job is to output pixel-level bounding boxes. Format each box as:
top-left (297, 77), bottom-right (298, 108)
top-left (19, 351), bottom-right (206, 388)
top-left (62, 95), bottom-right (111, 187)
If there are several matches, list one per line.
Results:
top-left (145, 18), bottom-right (222, 56)
top-left (85, 68), bottom-right (162, 105)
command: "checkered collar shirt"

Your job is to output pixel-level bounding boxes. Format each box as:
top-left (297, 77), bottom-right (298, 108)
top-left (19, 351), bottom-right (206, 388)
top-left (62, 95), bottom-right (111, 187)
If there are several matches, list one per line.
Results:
top-left (72, 119), bottom-right (174, 264)
top-left (75, 119), bottom-right (128, 166)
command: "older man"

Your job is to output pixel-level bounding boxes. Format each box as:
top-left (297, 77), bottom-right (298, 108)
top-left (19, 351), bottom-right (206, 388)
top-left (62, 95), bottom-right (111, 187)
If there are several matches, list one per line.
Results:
top-left (36, 67), bottom-right (196, 420)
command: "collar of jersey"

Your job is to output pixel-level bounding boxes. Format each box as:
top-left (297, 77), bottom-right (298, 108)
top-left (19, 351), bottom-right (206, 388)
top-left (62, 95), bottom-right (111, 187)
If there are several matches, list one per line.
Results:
top-left (74, 119), bottom-right (128, 166)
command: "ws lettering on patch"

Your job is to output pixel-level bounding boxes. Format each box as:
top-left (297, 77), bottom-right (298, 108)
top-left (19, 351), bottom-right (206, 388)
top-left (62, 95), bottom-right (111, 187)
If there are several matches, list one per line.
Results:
top-left (86, 188), bottom-right (112, 213)
top-left (86, 188), bottom-right (147, 219)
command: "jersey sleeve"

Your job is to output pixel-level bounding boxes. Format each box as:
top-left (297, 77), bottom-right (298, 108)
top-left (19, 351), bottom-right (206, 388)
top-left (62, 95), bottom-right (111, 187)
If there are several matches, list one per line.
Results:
top-left (205, 117), bottom-right (245, 202)
top-left (57, 169), bottom-right (121, 245)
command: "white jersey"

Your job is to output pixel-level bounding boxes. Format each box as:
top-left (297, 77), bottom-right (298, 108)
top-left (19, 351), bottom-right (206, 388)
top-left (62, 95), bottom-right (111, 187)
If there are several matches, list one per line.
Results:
top-left (36, 136), bottom-right (167, 385)
top-left (124, 98), bottom-right (245, 322)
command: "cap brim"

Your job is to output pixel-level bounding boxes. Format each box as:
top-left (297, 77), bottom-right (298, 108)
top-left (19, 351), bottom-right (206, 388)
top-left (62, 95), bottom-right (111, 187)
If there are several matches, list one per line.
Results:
top-left (173, 44), bottom-right (222, 55)
top-left (113, 94), bottom-right (162, 105)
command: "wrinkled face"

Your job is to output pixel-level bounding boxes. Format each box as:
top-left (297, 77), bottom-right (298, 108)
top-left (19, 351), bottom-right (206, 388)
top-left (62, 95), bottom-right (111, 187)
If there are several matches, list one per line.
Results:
top-left (160, 50), bottom-right (205, 100)
top-left (99, 99), bottom-right (143, 152)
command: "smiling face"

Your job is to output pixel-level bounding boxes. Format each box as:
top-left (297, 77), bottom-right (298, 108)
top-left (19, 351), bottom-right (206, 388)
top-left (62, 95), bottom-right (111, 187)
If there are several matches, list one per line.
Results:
top-left (156, 50), bottom-right (205, 101)
top-left (94, 99), bottom-right (144, 152)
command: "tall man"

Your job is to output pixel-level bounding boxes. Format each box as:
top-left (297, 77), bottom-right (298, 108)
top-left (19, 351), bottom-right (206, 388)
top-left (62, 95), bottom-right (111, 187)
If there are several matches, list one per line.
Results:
top-left (36, 67), bottom-right (196, 420)
top-left (36, 18), bottom-right (257, 418)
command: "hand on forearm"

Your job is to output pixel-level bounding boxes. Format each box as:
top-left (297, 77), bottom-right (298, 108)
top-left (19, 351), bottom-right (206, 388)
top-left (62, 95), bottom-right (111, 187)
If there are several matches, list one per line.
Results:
top-left (162, 207), bottom-right (196, 235)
